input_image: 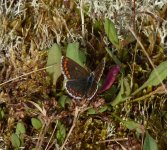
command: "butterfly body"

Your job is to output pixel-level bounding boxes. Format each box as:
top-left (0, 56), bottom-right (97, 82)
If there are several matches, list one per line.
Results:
top-left (61, 56), bottom-right (105, 100)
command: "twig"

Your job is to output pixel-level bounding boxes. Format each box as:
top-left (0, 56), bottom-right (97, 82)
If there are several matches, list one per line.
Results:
top-left (60, 107), bottom-right (79, 150)
top-left (36, 119), bottom-right (51, 149)
top-left (0, 64), bottom-right (56, 87)
top-left (130, 90), bottom-right (157, 103)
top-left (79, 0), bottom-right (85, 37)
top-left (128, 27), bottom-right (167, 95)
top-left (35, 123), bottom-right (46, 149)
top-left (45, 120), bottom-right (58, 150)
top-left (97, 138), bottom-right (128, 143)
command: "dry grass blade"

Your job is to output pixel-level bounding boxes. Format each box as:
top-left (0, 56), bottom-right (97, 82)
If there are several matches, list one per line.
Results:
top-left (45, 120), bottom-right (58, 150)
top-left (60, 107), bottom-right (79, 150)
top-left (0, 65), bottom-right (55, 87)
top-left (128, 27), bottom-right (167, 95)
top-left (28, 101), bottom-right (46, 117)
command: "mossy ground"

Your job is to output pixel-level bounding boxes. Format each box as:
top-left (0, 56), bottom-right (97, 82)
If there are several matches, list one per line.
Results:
top-left (0, 0), bottom-right (167, 149)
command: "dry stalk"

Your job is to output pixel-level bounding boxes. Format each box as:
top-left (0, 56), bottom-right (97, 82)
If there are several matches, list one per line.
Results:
top-left (60, 107), bottom-right (79, 150)
top-left (129, 27), bottom-right (167, 95)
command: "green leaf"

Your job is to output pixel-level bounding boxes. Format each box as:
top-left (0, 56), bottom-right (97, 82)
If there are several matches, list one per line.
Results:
top-left (58, 95), bottom-right (70, 108)
top-left (123, 120), bottom-right (144, 134)
top-left (16, 122), bottom-right (26, 134)
top-left (132, 61), bottom-right (167, 95)
top-left (87, 108), bottom-right (97, 115)
top-left (56, 122), bottom-right (66, 145)
top-left (110, 77), bottom-right (130, 106)
top-left (111, 77), bottom-right (124, 106)
top-left (104, 19), bottom-right (119, 48)
top-left (31, 118), bottom-right (42, 130)
top-left (11, 133), bottom-right (20, 148)
top-left (66, 42), bottom-right (86, 67)
top-left (46, 43), bottom-right (62, 86)
top-left (98, 105), bottom-right (108, 113)
top-left (144, 132), bottom-right (158, 150)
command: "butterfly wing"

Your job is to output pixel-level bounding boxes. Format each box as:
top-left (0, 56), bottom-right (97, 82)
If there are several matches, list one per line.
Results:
top-left (65, 77), bottom-right (98, 100)
top-left (85, 79), bottom-right (98, 100)
top-left (61, 56), bottom-right (105, 100)
top-left (85, 59), bottom-right (105, 99)
top-left (61, 56), bottom-right (89, 80)
top-left (65, 78), bottom-right (88, 99)
top-left (61, 56), bottom-right (90, 99)
top-left (94, 58), bottom-right (106, 82)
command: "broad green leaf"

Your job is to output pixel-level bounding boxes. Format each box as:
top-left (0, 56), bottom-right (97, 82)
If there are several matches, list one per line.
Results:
top-left (11, 133), bottom-right (20, 148)
top-left (66, 42), bottom-right (86, 67)
top-left (31, 118), bottom-right (42, 130)
top-left (111, 77), bottom-right (124, 106)
top-left (56, 123), bottom-right (66, 145)
top-left (16, 122), bottom-right (26, 134)
top-left (104, 19), bottom-right (119, 48)
top-left (98, 105), bottom-right (108, 113)
top-left (58, 95), bottom-right (70, 108)
top-left (46, 43), bottom-right (62, 86)
top-left (132, 61), bottom-right (167, 95)
top-left (123, 120), bottom-right (144, 134)
top-left (144, 132), bottom-right (158, 150)
top-left (87, 108), bottom-right (97, 115)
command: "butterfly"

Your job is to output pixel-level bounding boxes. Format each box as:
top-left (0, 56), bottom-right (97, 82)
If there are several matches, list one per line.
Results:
top-left (61, 56), bottom-right (105, 100)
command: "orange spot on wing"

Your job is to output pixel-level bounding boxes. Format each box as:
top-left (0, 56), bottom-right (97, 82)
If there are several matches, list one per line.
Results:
top-left (67, 75), bottom-right (71, 78)
top-left (64, 67), bottom-right (68, 71)
top-left (64, 62), bottom-right (67, 68)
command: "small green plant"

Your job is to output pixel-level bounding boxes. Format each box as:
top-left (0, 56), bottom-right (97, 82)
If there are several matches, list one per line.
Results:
top-left (11, 133), bottom-right (21, 149)
top-left (56, 122), bottom-right (66, 145)
top-left (31, 118), bottom-right (42, 130)
top-left (144, 132), bottom-right (158, 150)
